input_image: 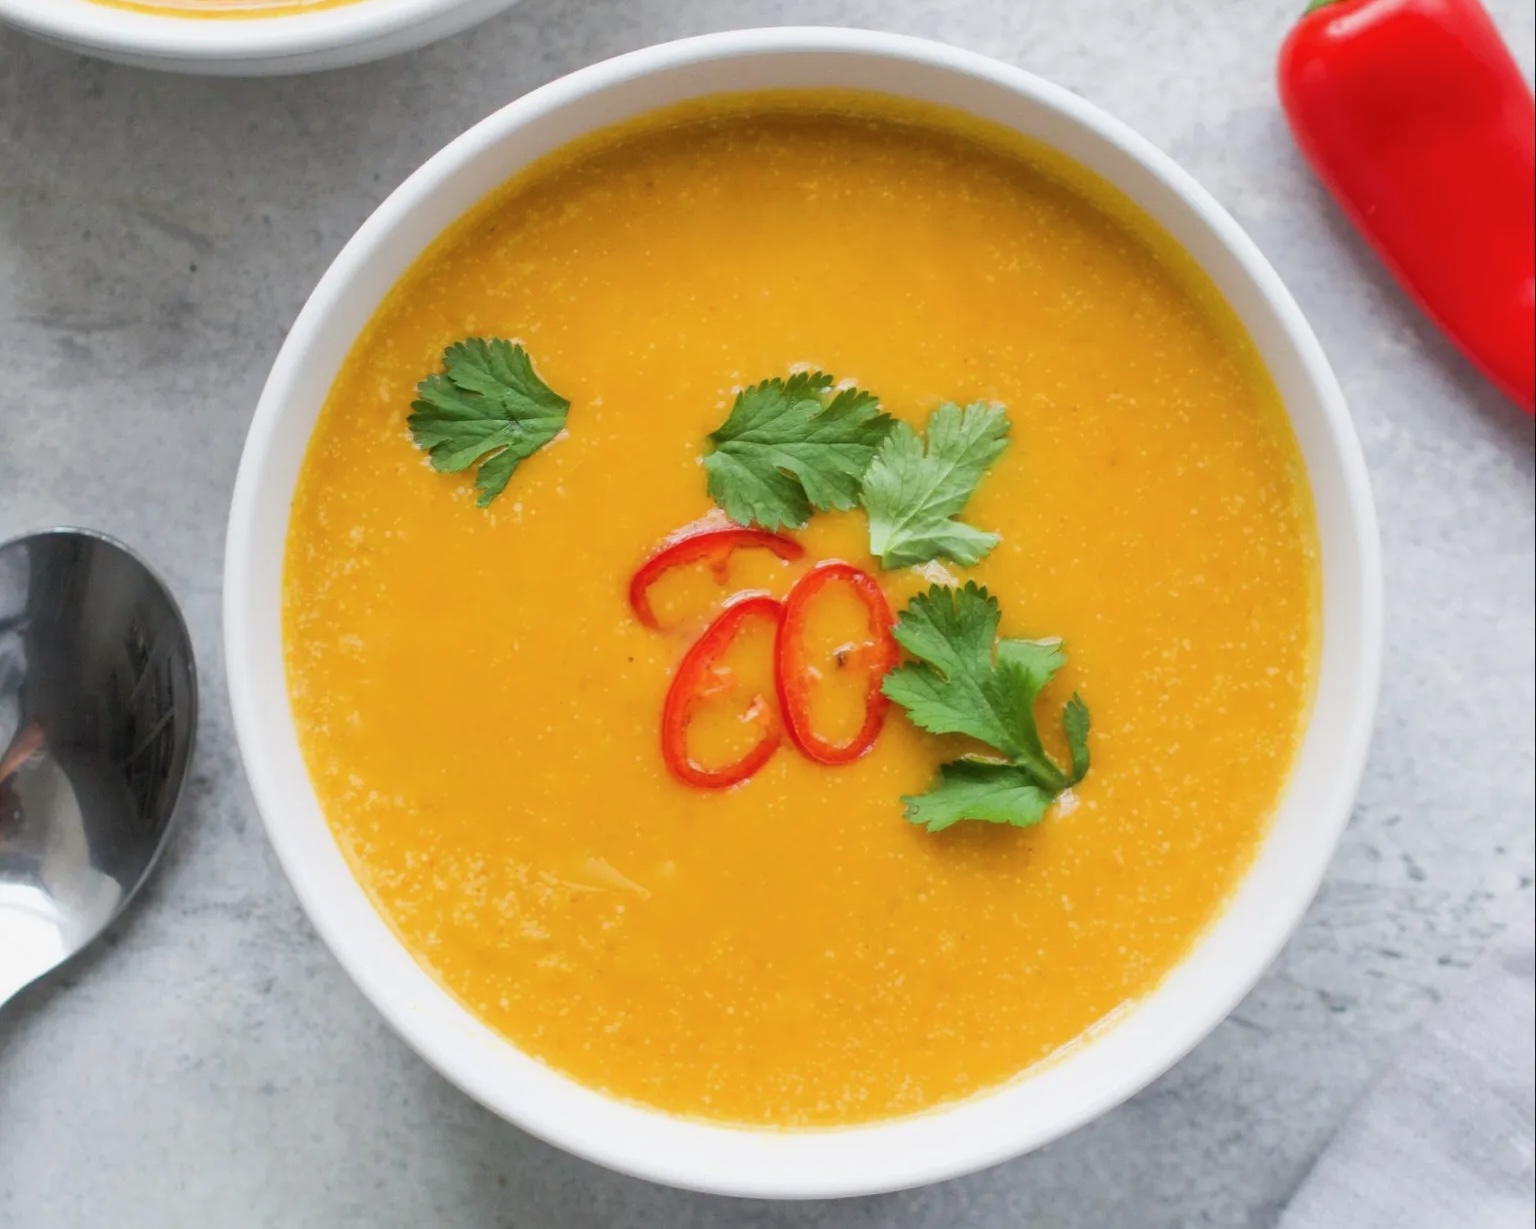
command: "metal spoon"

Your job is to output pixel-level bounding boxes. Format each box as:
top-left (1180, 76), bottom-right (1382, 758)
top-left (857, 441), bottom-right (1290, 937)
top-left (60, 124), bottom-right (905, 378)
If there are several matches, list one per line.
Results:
top-left (0, 528), bottom-right (197, 1011)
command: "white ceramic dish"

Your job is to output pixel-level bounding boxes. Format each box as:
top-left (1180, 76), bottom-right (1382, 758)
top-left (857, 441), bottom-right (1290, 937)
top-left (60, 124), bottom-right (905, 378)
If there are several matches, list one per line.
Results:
top-left (224, 28), bottom-right (1382, 1199)
top-left (0, 0), bottom-right (517, 75)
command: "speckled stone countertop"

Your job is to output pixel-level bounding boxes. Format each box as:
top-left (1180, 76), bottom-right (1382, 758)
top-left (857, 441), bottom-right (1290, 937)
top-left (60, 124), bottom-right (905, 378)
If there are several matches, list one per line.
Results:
top-left (1, 3), bottom-right (1532, 1226)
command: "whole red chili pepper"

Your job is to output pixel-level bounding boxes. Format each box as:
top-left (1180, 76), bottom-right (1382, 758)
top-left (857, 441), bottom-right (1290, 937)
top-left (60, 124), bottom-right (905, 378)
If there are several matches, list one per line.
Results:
top-left (660, 594), bottom-right (784, 789)
top-left (629, 520), bottom-right (803, 630)
top-left (1279, 0), bottom-right (1535, 413)
top-left (775, 562), bottom-right (899, 767)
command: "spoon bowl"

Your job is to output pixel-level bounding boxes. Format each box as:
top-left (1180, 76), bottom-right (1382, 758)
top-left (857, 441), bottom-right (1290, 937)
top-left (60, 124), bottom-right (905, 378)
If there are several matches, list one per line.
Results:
top-left (0, 529), bottom-right (197, 1009)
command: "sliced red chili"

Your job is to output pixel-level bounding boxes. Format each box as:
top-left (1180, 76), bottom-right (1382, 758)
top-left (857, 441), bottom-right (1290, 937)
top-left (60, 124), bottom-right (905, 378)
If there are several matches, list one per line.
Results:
top-left (629, 520), bottom-right (804, 630)
top-left (775, 562), bottom-right (898, 766)
top-left (661, 594), bottom-right (784, 789)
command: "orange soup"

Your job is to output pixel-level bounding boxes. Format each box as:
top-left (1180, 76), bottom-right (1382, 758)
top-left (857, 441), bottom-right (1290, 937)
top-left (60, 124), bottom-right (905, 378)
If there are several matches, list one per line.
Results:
top-left (284, 93), bottom-right (1319, 1127)
top-left (93, 0), bottom-right (350, 17)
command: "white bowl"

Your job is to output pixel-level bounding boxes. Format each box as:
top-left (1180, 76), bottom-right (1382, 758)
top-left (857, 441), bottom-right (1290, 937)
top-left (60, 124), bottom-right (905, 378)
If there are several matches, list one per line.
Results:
top-left (0, 0), bottom-right (518, 75)
top-left (224, 28), bottom-right (1382, 1198)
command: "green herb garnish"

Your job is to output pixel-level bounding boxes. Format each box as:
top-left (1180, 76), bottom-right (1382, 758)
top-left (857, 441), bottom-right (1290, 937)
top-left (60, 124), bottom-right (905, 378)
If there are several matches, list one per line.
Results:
top-left (408, 338), bottom-right (570, 507)
top-left (861, 401), bottom-right (1010, 569)
top-left (898, 760), bottom-right (1056, 833)
top-left (882, 583), bottom-right (1090, 833)
top-left (702, 372), bottom-right (894, 530)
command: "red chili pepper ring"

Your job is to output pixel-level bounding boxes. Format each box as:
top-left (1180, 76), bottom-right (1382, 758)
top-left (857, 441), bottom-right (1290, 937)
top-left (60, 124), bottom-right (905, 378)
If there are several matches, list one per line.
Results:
top-left (629, 521), bottom-right (803, 630)
top-left (775, 561), bottom-right (898, 767)
top-left (660, 594), bottom-right (785, 789)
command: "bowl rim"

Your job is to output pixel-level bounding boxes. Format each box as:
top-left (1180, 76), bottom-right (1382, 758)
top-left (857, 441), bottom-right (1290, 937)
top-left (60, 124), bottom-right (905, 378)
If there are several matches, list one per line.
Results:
top-left (0, 0), bottom-right (502, 65)
top-left (224, 26), bottom-right (1383, 1199)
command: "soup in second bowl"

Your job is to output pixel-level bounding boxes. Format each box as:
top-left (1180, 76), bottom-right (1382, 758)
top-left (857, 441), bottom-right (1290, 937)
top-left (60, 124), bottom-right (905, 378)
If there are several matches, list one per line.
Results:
top-left (284, 92), bottom-right (1318, 1127)
top-left (93, 0), bottom-right (352, 16)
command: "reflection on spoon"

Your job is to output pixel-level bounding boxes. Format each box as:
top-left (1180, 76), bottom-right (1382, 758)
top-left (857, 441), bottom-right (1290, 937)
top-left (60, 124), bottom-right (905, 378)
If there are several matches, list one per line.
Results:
top-left (0, 529), bottom-right (197, 1009)
top-left (0, 719), bottom-right (43, 786)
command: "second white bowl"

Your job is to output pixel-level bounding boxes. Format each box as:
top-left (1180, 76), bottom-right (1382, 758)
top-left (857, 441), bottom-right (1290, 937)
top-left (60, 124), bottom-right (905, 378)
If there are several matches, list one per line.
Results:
top-left (0, 0), bottom-right (519, 75)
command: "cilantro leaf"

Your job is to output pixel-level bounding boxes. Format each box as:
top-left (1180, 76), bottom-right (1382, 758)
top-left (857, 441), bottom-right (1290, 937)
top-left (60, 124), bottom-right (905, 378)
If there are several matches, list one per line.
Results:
top-left (993, 637), bottom-right (1069, 781)
top-left (1063, 692), bottom-right (1091, 784)
top-left (881, 583), bottom-right (1056, 767)
top-left (703, 373), bottom-right (894, 530)
top-left (995, 636), bottom-right (1066, 697)
top-left (901, 760), bottom-right (1054, 833)
top-left (862, 402), bottom-right (1011, 568)
top-left (883, 583), bottom-right (1090, 831)
top-left (408, 338), bottom-right (570, 507)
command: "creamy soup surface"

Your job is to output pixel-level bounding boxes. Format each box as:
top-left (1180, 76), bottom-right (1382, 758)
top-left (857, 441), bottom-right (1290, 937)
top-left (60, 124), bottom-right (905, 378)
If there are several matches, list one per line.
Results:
top-left (96, 0), bottom-right (348, 16)
top-left (285, 92), bottom-right (1319, 1127)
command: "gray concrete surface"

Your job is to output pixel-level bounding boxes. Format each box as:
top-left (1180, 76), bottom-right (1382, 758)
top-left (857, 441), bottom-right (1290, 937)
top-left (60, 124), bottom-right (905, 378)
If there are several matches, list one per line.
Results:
top-left (1, 3), bottom-right (1532, 1226)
